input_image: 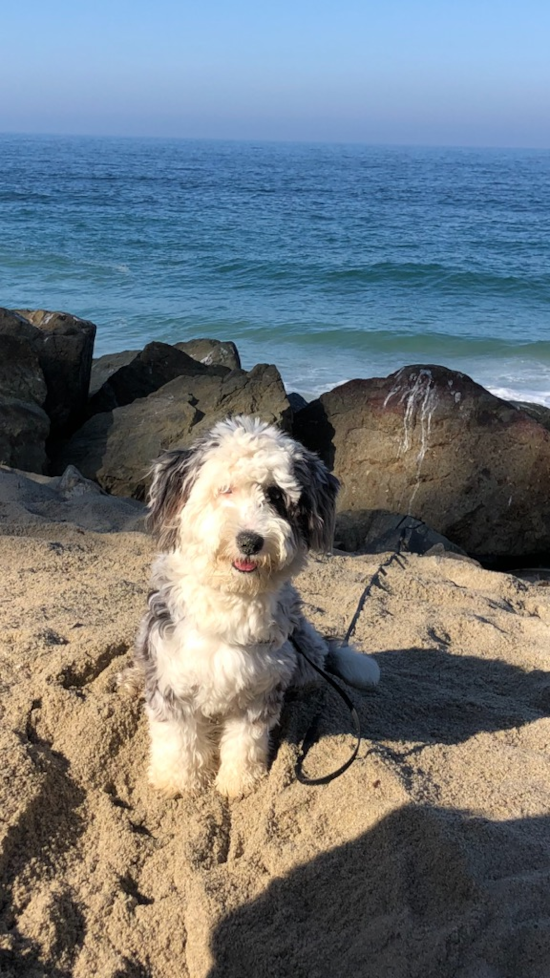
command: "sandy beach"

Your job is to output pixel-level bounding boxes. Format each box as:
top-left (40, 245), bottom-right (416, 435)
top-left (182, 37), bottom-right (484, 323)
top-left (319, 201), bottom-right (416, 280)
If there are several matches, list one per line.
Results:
top-left (1, 468), bottom-right (550, 977)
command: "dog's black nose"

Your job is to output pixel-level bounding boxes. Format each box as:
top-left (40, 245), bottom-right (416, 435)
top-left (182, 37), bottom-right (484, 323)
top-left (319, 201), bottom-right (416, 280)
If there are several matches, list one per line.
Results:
top-left (236, 531), bottom-right (264, 555)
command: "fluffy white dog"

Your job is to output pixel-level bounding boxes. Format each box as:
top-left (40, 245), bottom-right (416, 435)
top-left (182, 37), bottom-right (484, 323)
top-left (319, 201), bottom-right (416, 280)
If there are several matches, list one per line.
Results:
top-left (129, 415), bottom-right (379, 799)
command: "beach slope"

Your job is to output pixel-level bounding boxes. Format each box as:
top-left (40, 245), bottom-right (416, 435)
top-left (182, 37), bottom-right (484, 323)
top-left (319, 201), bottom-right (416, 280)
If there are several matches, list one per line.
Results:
top-left (1, 472), bottom-right (550, 977)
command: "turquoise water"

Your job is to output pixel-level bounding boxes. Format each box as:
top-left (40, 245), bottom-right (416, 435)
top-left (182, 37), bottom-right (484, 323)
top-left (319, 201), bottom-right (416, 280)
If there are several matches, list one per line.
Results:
top-left (2, 134), bottom-right (550, 402)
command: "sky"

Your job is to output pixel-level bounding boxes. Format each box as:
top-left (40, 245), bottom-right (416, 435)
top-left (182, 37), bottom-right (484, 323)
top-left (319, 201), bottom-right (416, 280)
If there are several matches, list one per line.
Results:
top-left (2, 0), bottom-right (550, 148)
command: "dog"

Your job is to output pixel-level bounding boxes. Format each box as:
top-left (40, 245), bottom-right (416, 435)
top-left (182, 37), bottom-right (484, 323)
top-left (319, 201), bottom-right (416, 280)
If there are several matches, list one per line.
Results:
top-left (126, 415), bottom-right (380, 799)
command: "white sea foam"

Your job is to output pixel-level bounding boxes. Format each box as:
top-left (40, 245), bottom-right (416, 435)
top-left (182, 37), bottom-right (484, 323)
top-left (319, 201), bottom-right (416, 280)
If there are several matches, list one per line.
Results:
top-left (487, 386), bottom-right (550, 407)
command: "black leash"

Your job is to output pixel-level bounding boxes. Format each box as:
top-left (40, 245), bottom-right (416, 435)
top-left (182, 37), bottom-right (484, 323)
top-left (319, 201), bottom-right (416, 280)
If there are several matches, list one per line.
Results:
top-left (292, 544), bottom-right (409, 785)
top-left (291, 637), bottom-right (362, 786)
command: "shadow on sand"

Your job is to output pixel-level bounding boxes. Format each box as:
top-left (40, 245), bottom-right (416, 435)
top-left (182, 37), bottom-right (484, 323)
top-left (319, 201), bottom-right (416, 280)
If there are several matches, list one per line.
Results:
top-left (207, 803), bottom-right (550, 978)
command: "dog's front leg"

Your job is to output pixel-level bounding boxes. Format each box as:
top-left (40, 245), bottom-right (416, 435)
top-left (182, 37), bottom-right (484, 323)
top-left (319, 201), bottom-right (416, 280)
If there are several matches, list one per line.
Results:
top-left (215, 693), bottom-right (283, 798)
top-left (215, 716), bottom-right (270, 798)
top-left (147, 702), bottom-right (216, 797)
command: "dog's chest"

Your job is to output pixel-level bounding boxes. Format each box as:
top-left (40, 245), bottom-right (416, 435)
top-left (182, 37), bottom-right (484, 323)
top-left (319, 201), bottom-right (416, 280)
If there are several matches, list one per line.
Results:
top-left (157, 619), bottom-right (295, 714)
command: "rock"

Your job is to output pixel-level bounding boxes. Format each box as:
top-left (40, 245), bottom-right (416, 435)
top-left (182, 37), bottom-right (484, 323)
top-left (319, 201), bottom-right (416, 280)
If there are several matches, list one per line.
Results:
top-left (0, 400), bottom-right (50, 473)
top-left (174, 338), bottom-right (241, 371)
top-left (288, 392), bottom-right (309, 413)
top-left (0, 329), bottom-right (50, 472)
top-left (0, 332), bottom-right (47, 405)
top-left (0, 465), bottom-right (145, 534)
top-left (334, 509), bottom-right (467, 556)
top-left (57, 393), bottom-right (200, 499)
top-left (89, 340), bottom-right (241, 399)
top-left (15, 309), bottom-right (96, 438)
top-left (182, 363), bottom-right (292, 431)
top-left (59, 363), bottom-right (291, 498)
top-left (87, 341), bottom-right (230, 416)
top-left (89, 350), bottom-right (139, 397)
top-left (57, 464), bottom-right (111, 498)
top-left (510, 400), bottom-right (550, 433)
top-left (294, 364), bottom-right (550, 558)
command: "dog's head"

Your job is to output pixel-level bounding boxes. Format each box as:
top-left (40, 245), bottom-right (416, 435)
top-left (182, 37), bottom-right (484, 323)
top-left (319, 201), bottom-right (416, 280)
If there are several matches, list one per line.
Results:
top-left (147, 415), bottom-right (339, 593)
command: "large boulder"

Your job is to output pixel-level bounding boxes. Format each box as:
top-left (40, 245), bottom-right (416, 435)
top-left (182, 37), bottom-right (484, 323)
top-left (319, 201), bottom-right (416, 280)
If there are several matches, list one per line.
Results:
top-left (0, 330), bottom-right (50, 472)
top-left (87, 341), bottom-right (230, 416)
top-left (59, 363), bottom-right (291, 498)
top-left (294, 364), bottom-right (550, 558)
top-left (15, 309), bottom-right (96, 437)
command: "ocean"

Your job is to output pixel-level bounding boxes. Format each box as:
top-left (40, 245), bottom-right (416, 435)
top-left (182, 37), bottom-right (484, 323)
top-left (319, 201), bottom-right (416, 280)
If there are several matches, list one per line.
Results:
top-left (2, 133), bottom-right (550, 403)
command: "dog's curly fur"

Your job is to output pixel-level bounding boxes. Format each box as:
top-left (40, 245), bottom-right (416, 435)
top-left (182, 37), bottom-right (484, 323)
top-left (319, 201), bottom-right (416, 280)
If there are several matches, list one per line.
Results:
top-left (125, 415), bottom-right (379, 798)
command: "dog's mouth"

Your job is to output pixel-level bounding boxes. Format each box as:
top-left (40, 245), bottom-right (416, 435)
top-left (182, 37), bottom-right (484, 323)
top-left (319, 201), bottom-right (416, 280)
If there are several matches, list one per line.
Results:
top-left (232, 558), bottom-right (258, 573)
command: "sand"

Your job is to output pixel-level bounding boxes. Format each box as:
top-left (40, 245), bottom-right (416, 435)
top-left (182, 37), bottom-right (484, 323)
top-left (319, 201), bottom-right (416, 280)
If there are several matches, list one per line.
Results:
top-left (1, 468), bottom-right (550, 977)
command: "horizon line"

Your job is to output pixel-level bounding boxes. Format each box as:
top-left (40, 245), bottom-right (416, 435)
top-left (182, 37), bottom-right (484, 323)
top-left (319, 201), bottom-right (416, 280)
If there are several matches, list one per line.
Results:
top-left (1, 129), bottom-right (549, 154)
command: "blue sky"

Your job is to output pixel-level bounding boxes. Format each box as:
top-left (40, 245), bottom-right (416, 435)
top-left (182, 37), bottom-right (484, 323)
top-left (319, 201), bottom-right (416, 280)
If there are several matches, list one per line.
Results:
top-left (2, 0), bottom-right (549, 147)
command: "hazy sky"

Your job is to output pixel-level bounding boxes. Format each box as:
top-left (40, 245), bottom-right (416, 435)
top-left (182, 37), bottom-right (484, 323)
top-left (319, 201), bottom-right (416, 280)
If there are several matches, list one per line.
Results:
top-left (3, 0), bottom-right (549, 147)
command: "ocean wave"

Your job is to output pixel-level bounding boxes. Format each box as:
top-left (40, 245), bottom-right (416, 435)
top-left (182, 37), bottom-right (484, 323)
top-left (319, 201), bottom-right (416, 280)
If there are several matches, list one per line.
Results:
top-left (323, 262), bottom-right (550, 297)
top-left (210, 258), bottom-right (550, 301)
top-left (0, 191), bottom-right (54, 203)
top-left (230, 325), bottom-right (550, 363)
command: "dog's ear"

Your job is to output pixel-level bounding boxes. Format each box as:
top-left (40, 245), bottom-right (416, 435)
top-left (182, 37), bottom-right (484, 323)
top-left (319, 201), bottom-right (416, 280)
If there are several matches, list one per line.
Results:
top-left (147, 449), bottom-right (201, 551)
top-left (292, 449), bottom-right (340, 552)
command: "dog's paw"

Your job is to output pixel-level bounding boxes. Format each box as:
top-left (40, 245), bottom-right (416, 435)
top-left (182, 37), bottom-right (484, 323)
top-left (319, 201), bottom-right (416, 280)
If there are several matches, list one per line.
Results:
top-left (116, 662), bottom-right (143, 697)
top-left (215, 762), bottom-right (267, 799)
top-left (148, 765), bottom-right (208, 798)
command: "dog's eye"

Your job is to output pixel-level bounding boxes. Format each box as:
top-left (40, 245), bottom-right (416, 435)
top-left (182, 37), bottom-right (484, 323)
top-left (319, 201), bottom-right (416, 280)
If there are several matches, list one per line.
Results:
top-left (265, 485), bottom-right (288, 517)
top-left (219, 486), bottom-right (233, 496)
top-left (266, 485), bottom-right (282, 503)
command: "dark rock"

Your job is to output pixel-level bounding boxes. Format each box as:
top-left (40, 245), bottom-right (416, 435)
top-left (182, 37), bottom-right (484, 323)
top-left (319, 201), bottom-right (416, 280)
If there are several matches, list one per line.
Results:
top-left (334, 509), bottom-right (467, 556)
top-left (89, 340), bottom-right (241, 400)
top-left (60, 363), bottom-right (291, 498)
top-left (510, 400), bottom-right (550, 433)
top-left (89, 350), bottom-right (139, 397)
top-left (294, 364), bottom-right (550, 558)
top-left (184, 363), bottom-right (292, 431)
top-left (288, 392), bottom-right (309, 413)
top-left (0, 308), bottom-right (40, 343)
top-left (0, 333), bottom-right (47, 405)
top-left (16, 309), bottom-right (96, 438)
top-left (0, 329), bottom-right (50, 472)
top-left (56, 394), bottom-right (200, 499)
top-left (88, 341), bottom-right (230, 416)
top-left (174, 338), bottom-right (241, 371)
top-left (0, 400), bottom-right (50, 473)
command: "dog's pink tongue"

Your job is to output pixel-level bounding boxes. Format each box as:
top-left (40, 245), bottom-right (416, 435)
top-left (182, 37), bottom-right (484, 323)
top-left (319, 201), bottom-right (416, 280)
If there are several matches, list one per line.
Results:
top-left (233, 558), bottom-right (257, 572)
